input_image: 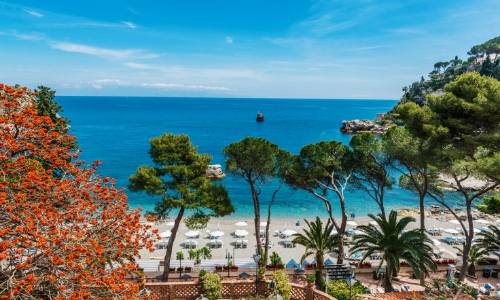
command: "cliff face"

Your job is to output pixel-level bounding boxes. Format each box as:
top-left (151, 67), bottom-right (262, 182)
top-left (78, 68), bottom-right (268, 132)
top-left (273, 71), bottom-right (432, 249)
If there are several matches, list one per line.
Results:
top-left (340, 119), bottom-right (388, 133)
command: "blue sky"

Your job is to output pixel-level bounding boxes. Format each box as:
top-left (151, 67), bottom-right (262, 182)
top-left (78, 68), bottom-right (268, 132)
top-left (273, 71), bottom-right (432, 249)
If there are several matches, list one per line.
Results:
top-left (1, 0), bottom-right (500, 99)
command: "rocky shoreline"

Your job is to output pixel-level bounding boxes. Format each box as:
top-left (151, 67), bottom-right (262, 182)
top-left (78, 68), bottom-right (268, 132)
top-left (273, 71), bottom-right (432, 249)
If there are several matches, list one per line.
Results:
top-left (205, 164), bottom-right (226, 179)
top-left (340, 119), bottom-right (388, 133)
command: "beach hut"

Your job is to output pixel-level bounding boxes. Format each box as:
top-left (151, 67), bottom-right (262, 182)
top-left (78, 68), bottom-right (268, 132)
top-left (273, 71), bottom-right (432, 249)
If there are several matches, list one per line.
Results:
top-left (324, 258), bottom-right (334, 265)
top-left (285, 259), bottom-right (299, 269)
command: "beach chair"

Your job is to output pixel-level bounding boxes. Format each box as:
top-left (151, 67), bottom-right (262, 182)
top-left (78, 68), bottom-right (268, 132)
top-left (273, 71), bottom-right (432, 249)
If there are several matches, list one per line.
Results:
top-left (444, 237), bottom-right (452, 245)
top-left (283, 240), bottom-right (293, 248)
top-left (259, 230), bottom-right (266, 237)
top-left (274, 230), bottom-right (280, 236)
top-left (451, 237), bottom-right (458, 244)
top-left (236, 240), bottom-right (242, 248)
top-left (242, 240), bottom-right (248, 248)
top-left (136, 260), bottom-right (160, 272)
top-left (210, 239), bottom-right (217, 248)
top-left (216, 240), bottom-right (223, 248)
top-left (206, 230), bottom-right (211, 238)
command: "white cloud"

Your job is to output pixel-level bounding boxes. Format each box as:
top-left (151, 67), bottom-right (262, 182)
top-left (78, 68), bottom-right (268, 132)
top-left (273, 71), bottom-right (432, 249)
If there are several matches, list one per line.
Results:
top-left (23, 9), bottom-right (43, 17)
top-left (141, 83), bottom-right (231, 91)
top-left (88, 79), bottom-right (231, 91)
top-left (122, 21), bottom-right (137, 29)
top-left (226, 37), bottom-right (233, 44)
top-left (49, 41), bottom-right (158, 60)
top-left (384, 28), bottom-right (426, 35)
top-left (12, 31), bottom-right (44, 41)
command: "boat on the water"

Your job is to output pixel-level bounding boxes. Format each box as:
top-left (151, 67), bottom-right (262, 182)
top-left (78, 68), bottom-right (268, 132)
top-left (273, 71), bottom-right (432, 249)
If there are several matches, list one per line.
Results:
top-left (256, 111), bottom-right (264, 122)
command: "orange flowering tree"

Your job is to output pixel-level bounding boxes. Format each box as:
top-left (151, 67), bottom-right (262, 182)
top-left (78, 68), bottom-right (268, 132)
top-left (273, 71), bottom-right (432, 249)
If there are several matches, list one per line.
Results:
top-left (0, 84), bottom-right (157, 299)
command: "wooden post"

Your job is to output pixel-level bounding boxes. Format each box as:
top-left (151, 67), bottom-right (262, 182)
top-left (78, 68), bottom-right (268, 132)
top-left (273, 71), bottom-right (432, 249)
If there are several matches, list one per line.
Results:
top-left (169, 284), bottom-right (175, 300)
top-left (305, 285), bottom-right (314, 300)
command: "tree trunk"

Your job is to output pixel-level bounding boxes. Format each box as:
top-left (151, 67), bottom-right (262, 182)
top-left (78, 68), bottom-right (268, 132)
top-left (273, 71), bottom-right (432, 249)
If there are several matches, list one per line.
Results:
top-left (161, 206), bottom-right (185, 281)
top-left (419, 192), bottom-right (426, 286)
top-left (251, 184), bottom-right (262, 266)
top-left (458, 202), bottom-right (474, 281)
top-left (383, 266), bottom-right (393, 293)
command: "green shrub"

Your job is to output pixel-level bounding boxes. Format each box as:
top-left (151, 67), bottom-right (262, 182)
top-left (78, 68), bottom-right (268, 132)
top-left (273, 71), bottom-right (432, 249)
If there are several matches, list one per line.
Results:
top-left (271, 270), bottom-right (292, 300)
top-left (202, 273), bottom-right (222, 300)
top-left (476, 194), bottom-right (500, 214)
top-left (315, 269), bottom-right (326, 291)
top-left (326, 279), bottom-right (368, 300)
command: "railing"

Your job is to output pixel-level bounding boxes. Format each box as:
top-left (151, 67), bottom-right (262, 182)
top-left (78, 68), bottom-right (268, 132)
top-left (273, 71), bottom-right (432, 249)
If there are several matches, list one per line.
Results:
top-left (144, 278), bottom-right (336, 300)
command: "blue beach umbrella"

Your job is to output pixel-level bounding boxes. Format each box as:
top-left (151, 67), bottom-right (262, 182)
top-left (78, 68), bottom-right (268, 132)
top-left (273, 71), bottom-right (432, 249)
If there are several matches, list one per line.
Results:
top-left (324, 258), bottom-right (334, 265)
top-left (285, 259), bottom-right (298, 269)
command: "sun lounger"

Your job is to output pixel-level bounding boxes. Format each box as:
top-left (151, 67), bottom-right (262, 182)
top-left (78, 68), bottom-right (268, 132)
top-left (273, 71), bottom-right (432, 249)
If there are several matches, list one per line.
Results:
top-left (136, 260), bottom-right (160, 272)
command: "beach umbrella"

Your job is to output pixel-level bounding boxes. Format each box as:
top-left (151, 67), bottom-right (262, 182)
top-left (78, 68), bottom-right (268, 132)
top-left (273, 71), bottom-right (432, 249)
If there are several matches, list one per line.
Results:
top-left (475, 219), bottom-right (490, 224)
top-left (294, 269), bottom-right (305, 275)
top-left (260, 222), bottom-right (268, 227)
top-left (444, 229), bottom-right (459, 235)
top-left (166, 222), bottom-right (175, 226)
top-left (369, 221), bottom-right (379, 226)
top-left (235, 222), bottom-right (247, 227)
top-left (159, 231), bottom-right (171, 238)
top-left (449, 220), bottom-right (460, 225)
top-left (184, 231), bottom-right (200, 238)
top-left (235, 230), bottom-right (249, 237)
top-left (466, 228), bottom-right (481, 234)
top-left (330, 230), bottom-right (338, 235)
top-left (431, 239), bottom-right (441, 246)
top-left (285, 259), bottom-right (299, 269)
top-left (210, 231), bottom-right (224, 237)
top-left (238, 272), bottom-right (251, 279)
top-left (346, 221), bottom-right (357, 226)
top-left (496, 219), bottom-right (500, 223)
top-left (281, 230), bottom-right (297, 237)
top-left (217, 222), bottom-right (220, 230)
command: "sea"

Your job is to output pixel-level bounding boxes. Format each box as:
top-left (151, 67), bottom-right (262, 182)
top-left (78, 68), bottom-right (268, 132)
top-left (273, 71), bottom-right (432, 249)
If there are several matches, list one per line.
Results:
top-left (56, 97), bottom-right (428, 220)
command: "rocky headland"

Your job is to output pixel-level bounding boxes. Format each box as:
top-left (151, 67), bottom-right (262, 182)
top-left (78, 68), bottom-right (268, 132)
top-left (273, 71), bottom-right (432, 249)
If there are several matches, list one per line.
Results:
top-left (340, 119), bottom-right (388, 133)
top-left (206, 164), bottom-right (226, 179)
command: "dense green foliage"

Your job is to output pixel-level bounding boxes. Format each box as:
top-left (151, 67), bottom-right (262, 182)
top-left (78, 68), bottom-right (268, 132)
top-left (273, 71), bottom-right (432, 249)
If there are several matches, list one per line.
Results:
top-left (350, 210), bottom-right (436, 293)
top-left (315, 269), bottom-right (326, 292)
top-left (476, 194), bottom-right (500, 214)
top-left (202, 273), bottom-right (223, 300)
top-left (291, 217), bottom-right (337, 270)
top-left (326, 279), bottom-right (367, 300)
top-left (455, 245), bottom-right (489, 276)
top-left (271, 270), bottom-right (292, 300)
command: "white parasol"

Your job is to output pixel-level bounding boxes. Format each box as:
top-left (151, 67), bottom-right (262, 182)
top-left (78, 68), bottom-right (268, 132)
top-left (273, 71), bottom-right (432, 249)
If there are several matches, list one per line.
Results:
top-left (184, 231), bottom-right (200, 238)
top-left (330, 230), bottom-right (338, 235)
top-left (431, 239), bottom-right (441, 246)
top-left (444, 228), bottom-right (459, 234)
top-left (260, 222), bottom-right (269, 227)
top-left (467, 228), bottom-right (481, 234)
top-left (496, 219), bottom-right (500, 223)
top-left (159, 231), bottom-right (171, 238)
top-left (210, 231), bottom-right (225, 237)
top-left (346, 221), bottom-right (357, 226)
top-left (369, 221), bottom-right (379, 226)
top-left (281, 230), bottom-right (297, 237)
top-left (235, 222), bottom-right (248, 227)
top-left (235, 230), bottom-right (249, 237)
top-left (165, 221), bottom-right (175, 226)
top-left (475, 219), bottom-right (490, 224)
top-left (449, 220), bottom-right (460, 225)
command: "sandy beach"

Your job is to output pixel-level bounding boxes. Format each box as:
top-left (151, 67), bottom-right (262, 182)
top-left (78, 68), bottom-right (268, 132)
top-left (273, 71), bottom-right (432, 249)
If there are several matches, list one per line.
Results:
top-left (137, 210), bottom-right (499, 270)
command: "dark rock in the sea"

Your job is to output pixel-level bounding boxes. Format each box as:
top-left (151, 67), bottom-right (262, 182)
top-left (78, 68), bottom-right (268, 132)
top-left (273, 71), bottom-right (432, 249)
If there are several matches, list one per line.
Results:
top-left (206, 164), bottom-right (226, 179)
top-left (340, 119), bottom-right (387, 133)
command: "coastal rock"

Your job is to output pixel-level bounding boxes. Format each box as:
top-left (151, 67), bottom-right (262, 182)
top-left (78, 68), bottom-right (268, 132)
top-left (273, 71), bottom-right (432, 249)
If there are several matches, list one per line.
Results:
top-left (206, 164), bottom-right (226, 179)
top-left (438, 174), bottom-right (496, 191)
top-left (340, 119), bottom-right (388, 133)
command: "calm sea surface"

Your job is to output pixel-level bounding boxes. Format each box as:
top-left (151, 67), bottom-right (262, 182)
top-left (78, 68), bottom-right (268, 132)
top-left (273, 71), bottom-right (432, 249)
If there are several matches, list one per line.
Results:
top-left (56, 97), bottom-right (426, 219)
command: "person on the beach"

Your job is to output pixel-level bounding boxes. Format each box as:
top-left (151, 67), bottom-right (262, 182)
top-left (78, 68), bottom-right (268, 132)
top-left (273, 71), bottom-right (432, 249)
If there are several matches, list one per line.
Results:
top-left (351, 212), bottom-right (356, 220)
top-left (296, 221), bottom-right (300, 226)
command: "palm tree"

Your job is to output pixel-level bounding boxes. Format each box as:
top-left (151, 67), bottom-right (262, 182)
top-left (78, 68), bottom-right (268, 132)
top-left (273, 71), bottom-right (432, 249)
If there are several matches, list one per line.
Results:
top-left (292, 217), bottom-right (337, 270)
top-left (477, 225), bottom-right (500, 253)
top-left (455, 245), bottom-right (489, 276)
top-left (351, 210), bottom-right (436, 293)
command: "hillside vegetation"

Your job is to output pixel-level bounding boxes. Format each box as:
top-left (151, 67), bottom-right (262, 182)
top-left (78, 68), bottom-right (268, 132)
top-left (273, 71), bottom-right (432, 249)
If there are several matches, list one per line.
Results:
top-left (397, 36), bottom-right (500, 108)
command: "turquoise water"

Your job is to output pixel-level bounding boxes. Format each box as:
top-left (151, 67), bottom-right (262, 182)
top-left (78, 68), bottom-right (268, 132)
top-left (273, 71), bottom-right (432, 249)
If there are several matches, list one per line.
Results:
top-left (57, 97), bottom-right (422, 219)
